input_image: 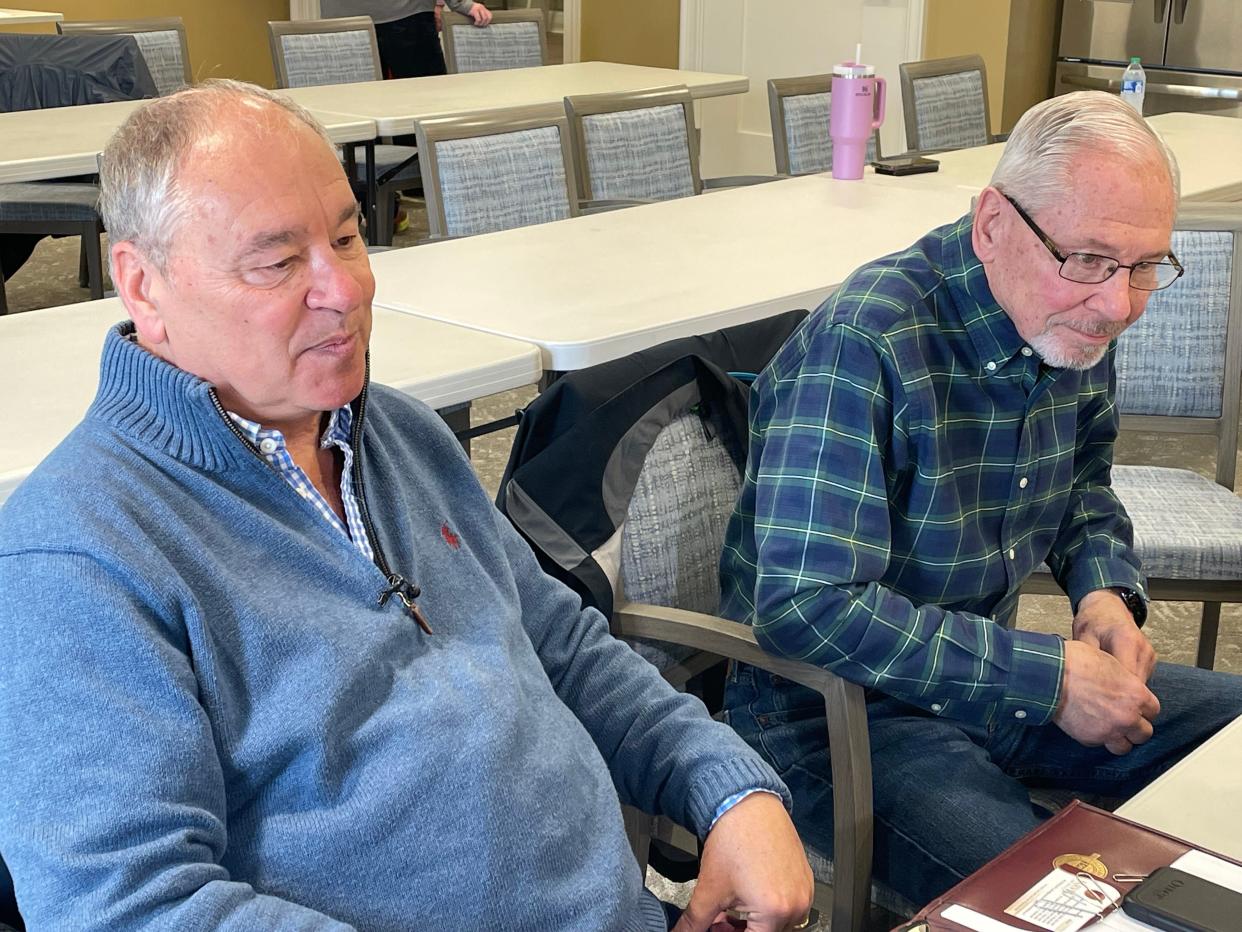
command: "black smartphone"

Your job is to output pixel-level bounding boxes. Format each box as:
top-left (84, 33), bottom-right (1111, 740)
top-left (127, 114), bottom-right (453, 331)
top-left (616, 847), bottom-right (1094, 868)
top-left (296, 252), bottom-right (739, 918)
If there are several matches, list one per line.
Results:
top-left (1121, 866), bottom-right (1242, 932)
top-left (873, 156), bottom-right (939, 176)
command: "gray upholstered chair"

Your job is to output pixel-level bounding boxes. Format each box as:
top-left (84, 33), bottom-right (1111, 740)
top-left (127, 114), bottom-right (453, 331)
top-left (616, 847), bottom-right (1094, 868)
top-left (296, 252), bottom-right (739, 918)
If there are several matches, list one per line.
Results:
top-left (899, 54), bottom-right (994, 154)
top-left (563, 85), bottom-right (774, 206)
top-left (441, 9), bottom-right (546, 74)
top-left (0, 185), bottom-right (104, 313)
top-left (1023, 206), bottom-right (1242, 669)
top-left (495, 313), bottom-right (916, 932)
top-left (413, 107), bottom-right (578, 239)
top-left (267, 17), bottom-right (421, 246)
top-left (57, 17), bottom-right (191, 97)
top-left (768, 74), bottom-right (881, 176)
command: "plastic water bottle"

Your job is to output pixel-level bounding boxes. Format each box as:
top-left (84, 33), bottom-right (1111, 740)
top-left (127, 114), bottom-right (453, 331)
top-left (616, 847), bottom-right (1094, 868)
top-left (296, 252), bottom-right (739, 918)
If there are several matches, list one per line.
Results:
top-left (1121, 57), bottom-right (1146, 114)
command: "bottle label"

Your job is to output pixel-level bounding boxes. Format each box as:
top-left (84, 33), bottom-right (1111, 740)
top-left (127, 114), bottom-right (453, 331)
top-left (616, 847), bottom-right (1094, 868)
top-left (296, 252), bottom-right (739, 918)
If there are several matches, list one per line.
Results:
top-left (1122, 78), bottom-right (1144, 93)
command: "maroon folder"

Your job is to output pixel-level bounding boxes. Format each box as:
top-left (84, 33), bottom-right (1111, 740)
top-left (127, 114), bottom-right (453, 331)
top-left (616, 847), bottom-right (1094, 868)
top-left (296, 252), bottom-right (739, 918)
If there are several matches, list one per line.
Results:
top-left (897, 799), bottom-right (1242, 931)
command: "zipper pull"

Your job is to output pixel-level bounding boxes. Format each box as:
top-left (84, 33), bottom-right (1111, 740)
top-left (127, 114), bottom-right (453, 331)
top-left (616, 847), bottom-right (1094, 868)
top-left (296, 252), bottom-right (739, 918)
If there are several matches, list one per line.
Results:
top-left (378, 574), bottom-right (433, 635)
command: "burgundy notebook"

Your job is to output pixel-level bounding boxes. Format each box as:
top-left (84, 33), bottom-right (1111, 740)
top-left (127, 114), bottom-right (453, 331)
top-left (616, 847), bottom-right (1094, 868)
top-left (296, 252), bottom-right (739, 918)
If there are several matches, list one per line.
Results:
top-left (896, 799), bottom-right (1242, 931)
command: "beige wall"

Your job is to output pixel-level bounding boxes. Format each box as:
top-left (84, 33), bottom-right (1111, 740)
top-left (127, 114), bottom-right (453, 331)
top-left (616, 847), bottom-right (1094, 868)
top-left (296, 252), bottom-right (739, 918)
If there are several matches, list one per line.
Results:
top-left (1001, 0), bottom-right (1059, 130)
top-left (580, 0), bottom-right (679, 69)
top-left (6, 1), bottom-right (293, 87)
top-left (922, 0), bottom-right (1011, 133)
top-left (923, 0), bottom-right (1059, 134)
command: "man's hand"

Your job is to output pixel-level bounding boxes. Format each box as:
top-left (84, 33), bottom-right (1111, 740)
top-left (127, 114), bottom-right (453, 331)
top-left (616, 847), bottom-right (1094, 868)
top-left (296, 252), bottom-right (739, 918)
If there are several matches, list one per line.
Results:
top-left (468, 2), bottom-right (492, 26)
top-left (673, 792), bottom-right (814, 932)
top-left (1073, 589), bottom-right (1156, 683)
top-left (434, 2), bottom-right (443, 32)
top-left (1054, 639), bottom-right (1160, 756)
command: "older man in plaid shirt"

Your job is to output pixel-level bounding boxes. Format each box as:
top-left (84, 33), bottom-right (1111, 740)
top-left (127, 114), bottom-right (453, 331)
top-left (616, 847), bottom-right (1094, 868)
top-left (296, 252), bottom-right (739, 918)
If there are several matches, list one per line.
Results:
top-left (720, 91), bottom-right (1242, 909)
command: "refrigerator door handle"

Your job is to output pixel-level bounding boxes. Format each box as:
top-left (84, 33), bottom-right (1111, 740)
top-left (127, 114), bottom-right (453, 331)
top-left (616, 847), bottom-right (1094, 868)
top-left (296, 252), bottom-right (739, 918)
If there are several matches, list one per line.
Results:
top-left (1062, 73), bottom-right (1241, 99)
top-left (1173, 0), bottom-right (1189, 24)
top-left (1156, 0), bottom-right (1170, 24)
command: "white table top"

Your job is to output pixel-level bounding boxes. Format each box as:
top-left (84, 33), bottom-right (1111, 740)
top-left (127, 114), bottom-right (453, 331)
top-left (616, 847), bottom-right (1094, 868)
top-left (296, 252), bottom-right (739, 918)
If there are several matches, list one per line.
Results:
top-left (0, 7), bottom-right (61, 25)
top-left (370, 111), bottom-right (1242, 371)
top-left (869, 112), bottom-right (1242, 203)
top-left (0, 299), bottom-right (540, 504)
top-left (282, 61), bottom-right (749, 136)
top-left (371, 174), bottom-right (976, 370)
top-left (1117, 715), bottom-right (1242, 860)
top-left (0, 100), bottom-right (376, 184)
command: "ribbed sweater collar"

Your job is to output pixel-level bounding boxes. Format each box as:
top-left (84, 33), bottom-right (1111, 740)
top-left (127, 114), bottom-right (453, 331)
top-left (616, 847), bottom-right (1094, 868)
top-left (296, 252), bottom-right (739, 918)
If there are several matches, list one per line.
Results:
top-left (88, 322), bottom-right (252, 473)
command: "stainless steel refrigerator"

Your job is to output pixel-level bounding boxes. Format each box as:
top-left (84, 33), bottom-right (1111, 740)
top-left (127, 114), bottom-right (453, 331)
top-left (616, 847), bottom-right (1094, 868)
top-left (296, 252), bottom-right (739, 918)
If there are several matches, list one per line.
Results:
top-left (1055, 0), bottom-right (1242, 116)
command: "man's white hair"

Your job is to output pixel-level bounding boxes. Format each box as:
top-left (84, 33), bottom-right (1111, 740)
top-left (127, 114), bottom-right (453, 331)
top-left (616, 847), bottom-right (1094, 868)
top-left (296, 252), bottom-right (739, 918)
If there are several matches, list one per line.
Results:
top-left (989, 90), bottom-right (1180, 211)
top-left (98, 78), bottom-right (337, 273)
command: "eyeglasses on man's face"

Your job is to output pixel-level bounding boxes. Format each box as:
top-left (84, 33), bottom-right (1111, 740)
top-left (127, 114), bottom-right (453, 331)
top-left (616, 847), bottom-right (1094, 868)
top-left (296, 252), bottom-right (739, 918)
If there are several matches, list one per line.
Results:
top-left (1003, 195), bottom-right (1184, 292)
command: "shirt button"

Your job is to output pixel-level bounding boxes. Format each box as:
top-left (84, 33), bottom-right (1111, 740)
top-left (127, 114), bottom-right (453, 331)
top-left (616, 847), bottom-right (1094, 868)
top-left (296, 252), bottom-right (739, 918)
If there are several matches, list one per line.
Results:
top-left (1019, 477), bottom-right (1029, 489)
top-left (985, 361), bottom-right (997, 371)
top-left (258, 438), bottom-right (278, 455)
top-left (1021, 346), bottom-right (1033, 357)
top-left (1008, 548), bottom-right (1016, 560)
top-left (1014, 710), bottom-right (1028, 720)
top-left (931, 703), bottom-right (942, 713)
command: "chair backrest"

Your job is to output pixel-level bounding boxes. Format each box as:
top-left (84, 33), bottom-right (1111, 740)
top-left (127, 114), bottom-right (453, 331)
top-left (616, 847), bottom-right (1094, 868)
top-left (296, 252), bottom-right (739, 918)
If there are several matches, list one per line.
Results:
top-left (0, 32), bottom-right (159, 110)
top-left (619, 409), bottom-right (743, 616)
top-left (564, 85), bottom-right (700, 202)
top-left (267, 17), bottom-right (380, 89)
top-left (1114, 205), bottom-right (1242, 489)
top-left (442, 9), bottom-right (546, 74)
top-left (767, 74), bottom-right (880, 177)
top-left (899, 54), bottom-right (992, 154)
top-left (57, 17), bottom-right (190, 97)
top-left (414, 106), bottom-right (579, 238)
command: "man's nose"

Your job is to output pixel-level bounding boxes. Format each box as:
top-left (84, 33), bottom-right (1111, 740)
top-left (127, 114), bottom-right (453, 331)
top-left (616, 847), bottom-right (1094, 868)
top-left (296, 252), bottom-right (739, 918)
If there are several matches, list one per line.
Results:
top-left (1090, 269), bottom-right (1137, 323)
top-left (308, 249), bottom-right (365, 311)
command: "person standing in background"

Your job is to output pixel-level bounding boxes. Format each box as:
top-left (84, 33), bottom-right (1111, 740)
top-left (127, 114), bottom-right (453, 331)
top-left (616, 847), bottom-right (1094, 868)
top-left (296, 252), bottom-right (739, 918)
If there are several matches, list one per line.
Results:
top-left (321, 0), bottom-right (492, 79)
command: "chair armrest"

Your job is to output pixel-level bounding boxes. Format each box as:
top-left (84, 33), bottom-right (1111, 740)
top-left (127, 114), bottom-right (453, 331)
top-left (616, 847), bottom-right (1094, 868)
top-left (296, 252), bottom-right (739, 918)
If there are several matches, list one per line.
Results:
top-left (613, 599), bottom-right (874, 932)
top-left (702, 174), bottom-right (782, 191)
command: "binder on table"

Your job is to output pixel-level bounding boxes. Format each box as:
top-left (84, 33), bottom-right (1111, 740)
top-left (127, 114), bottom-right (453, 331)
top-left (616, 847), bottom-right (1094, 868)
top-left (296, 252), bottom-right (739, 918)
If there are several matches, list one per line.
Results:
top-left (897, 799), bottom-right (1242, 931)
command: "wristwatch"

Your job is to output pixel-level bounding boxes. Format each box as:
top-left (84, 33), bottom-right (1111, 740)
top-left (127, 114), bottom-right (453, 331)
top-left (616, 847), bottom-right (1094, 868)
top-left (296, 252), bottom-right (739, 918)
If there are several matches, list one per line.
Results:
top-left (1108, 586), bottom-right (1148, 626)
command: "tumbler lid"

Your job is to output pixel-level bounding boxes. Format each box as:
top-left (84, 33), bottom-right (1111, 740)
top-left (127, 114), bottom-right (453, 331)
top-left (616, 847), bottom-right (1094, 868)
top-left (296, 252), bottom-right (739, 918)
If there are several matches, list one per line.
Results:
top-left (833, 61), bottom-right (874, 78)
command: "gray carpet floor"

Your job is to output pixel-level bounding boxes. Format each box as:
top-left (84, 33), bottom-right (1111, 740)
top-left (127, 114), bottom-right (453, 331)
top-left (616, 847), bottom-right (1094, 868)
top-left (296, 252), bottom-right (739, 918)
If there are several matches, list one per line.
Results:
top-left (4, 197), bottom-right (1239, 929)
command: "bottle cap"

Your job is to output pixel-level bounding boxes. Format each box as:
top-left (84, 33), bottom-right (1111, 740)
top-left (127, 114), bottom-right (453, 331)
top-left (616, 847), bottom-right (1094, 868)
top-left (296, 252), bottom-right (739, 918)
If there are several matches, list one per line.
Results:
top-left (1130, 56), bottom-right (1141, 63)
top-left (833, 62), bottom-right (875, 78)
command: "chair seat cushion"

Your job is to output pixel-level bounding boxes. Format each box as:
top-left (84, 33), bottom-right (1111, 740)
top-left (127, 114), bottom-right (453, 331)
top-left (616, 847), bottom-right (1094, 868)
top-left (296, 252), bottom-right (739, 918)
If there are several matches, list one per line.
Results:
top-left (0, 183), bottom-right (100, 222)
top-left (1112, 465), bottom-right (1242, 580)
top-left (347, 145), bottom-right (420, 185)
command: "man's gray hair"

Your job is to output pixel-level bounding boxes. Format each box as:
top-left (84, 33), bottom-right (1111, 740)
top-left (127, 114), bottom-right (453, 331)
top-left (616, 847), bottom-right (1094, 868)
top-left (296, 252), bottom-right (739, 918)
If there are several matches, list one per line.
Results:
top-left (989, 90), bottom-right (1180, 211)
top-left (98, 78), bottom-right (336, 272)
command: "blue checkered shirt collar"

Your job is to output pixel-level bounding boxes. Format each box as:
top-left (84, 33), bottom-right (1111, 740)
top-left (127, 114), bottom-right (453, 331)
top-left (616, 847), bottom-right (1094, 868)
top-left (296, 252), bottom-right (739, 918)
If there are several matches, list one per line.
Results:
top-left (226, 405), bottom-right (374, 561)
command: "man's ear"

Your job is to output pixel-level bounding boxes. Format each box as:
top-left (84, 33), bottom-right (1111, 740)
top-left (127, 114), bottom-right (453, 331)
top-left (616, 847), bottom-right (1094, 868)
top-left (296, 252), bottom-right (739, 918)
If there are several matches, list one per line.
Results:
top-left (972, 186), bottom-right (1008, 265)
top-left (111, 240), bottom-right (168, 346)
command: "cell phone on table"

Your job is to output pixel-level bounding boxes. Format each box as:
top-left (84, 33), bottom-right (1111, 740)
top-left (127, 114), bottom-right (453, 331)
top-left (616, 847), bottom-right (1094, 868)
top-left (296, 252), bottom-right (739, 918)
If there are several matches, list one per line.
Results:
top-left (1121, 866), bottom-right (1242, 931)
top-left (872, 156), bottom-right (939, 176)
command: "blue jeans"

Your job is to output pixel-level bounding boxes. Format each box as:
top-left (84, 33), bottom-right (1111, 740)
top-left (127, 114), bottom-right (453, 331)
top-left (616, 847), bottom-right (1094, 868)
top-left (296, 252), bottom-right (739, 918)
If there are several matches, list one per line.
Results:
top-left (724, 661), bottom-right (1242, 909)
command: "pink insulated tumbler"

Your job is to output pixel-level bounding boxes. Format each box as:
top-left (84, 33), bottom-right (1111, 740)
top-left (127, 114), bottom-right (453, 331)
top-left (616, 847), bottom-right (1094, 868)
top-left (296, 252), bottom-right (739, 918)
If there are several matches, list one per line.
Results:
top-left (830, 60), bottom-right (886, 180)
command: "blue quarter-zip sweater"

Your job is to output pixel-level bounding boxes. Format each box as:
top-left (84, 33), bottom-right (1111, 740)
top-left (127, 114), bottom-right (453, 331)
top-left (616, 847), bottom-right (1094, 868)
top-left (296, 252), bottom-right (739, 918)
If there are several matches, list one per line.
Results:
top-left (0, 324), bottom-right (788, 931)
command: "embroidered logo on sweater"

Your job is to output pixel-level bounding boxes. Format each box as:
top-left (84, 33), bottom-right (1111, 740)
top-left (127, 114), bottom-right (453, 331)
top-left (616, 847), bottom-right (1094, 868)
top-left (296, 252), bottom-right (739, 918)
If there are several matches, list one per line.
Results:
top-left (440, 523), bottom-right (460, 550)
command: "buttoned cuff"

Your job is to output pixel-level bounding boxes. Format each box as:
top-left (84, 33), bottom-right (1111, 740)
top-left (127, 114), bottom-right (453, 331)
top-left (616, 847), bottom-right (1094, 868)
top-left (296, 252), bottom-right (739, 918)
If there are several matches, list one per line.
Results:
top-left (995, 629), bottom-right (1065, 726)
top-left (1064, 556), bottom-right (1147, 615)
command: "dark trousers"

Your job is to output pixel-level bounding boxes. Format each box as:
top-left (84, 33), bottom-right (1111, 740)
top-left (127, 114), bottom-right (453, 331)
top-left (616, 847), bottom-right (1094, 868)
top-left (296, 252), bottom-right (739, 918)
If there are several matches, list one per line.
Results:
top-left (375, 12), bottom-right (447, 79)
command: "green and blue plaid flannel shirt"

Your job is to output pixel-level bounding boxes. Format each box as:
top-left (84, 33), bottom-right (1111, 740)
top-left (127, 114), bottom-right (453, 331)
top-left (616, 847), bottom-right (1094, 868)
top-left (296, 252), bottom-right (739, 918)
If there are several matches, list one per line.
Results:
top-left (721, 213), bottom-right (1146, 726)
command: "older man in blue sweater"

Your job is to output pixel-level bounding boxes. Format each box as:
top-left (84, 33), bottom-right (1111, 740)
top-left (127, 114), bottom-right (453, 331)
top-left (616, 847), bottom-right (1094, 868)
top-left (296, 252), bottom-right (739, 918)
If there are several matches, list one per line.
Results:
top-left (0, 81), bottom-right (813, 931)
